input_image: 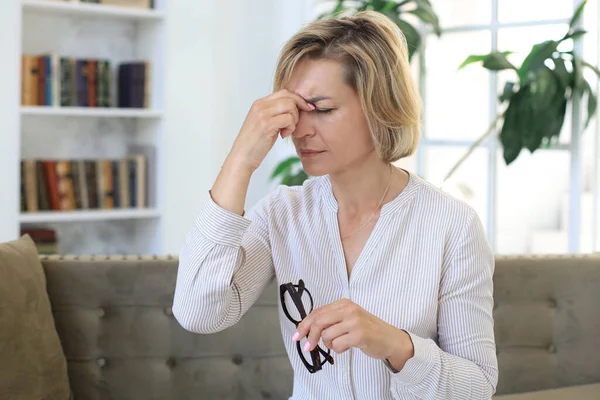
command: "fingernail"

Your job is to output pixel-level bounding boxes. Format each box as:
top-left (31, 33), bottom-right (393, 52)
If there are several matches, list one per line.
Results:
top-left (303, 341), bottom-right (311, 352)
top-left (307, 102), bottom-right (316, 110)
top-left (292, 332), bottom-right (300, 342)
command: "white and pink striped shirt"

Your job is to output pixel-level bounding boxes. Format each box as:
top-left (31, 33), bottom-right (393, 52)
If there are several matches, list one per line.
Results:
top-left (173, 171), bottom-right (498, 399)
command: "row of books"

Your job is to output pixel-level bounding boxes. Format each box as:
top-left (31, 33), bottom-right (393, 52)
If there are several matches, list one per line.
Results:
top-left (21, 54), bottom-right (151, 109)
top-left (20, 156), bottom-right (147, 213)
top-left (21, 228), bottom-right (58, 255)
top-left (46, 0), bottom-right (154, 9)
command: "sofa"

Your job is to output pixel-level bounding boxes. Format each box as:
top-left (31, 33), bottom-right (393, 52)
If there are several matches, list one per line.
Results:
top-left (2, 236), bottom-right (600, 399)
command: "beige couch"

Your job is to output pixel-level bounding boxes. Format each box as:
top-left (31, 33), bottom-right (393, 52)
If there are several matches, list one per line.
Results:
top-left (1, 235), bottom-right (599, 399)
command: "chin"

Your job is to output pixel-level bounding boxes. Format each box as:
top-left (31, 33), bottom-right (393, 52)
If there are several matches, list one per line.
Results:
top-left (301, 161), bottom-right (331, 177)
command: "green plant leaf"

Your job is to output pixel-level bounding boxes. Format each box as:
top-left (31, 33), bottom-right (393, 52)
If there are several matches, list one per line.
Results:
top-left (406, 3), bottom-right (441, 36)
top-left (357, 0), bottom-right (369, 12)
top-left (582, 60), bottom-right (600, 80)
top-left (569, 0), bottom-right (587, 29)
top-left (332, 0), bottom-right (346, 15)
top-left (393, 18), bottom-right (421, 61)
top-left (582, 79), bottom-right (598, 129)
top-left (381, 1), bottom-right (399, 13)
top-left (458, 51), bottom-right (514, 71)
top-left (499, 81), bottom-right (516, 103)
top-left (458, 54), bottom-right (490, 70)
top-left (572, 55), bottom-right (585, 95)
top-left (270, 156), bottom-right (300, 180)
top-left (551, 57), bottom-right (570, 89)
top-left (482, 52), bottom-right (517, 71)
top-left (561, 29), bottom-right (587, 42)
top-left (524, 67), bottom-right (567, 152)
top-left (283, 170), bottom-right (309, 186)
top-left (518, 40), bottom-right (558, 84)
top-left (500, 89), bottom-right (524, 165)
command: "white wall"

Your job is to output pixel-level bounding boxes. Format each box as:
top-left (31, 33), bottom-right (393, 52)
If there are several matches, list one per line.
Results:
top-left (0, 2), bottom-right (21, 243)
top-left (162, 0), bottom-right (311, 254)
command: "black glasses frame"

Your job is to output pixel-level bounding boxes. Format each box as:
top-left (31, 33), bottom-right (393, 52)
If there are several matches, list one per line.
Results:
top-left (279, 279), bottom-right (334, 373)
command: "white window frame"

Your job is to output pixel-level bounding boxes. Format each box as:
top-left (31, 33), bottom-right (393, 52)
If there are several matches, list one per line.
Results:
top-left (416, 0), bottom-right (598, 253)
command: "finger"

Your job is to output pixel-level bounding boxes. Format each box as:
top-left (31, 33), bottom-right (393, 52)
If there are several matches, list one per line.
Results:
top-left (306, 311), bottom-right (344, 352)
top-left (280, 128), bottom-right (291, 139)
top-left (321, 320), bottom-right (351, 351)
top-left (265, 98), bottom-right (299, 125)
top-left (271, 113), bottom-right (296, 137)
top-left (294, 300), bottom-right (347, 341)
top-left (270, 89), bottom-right (316, 112)
top-left (330, 332), bottom-right (356, 354)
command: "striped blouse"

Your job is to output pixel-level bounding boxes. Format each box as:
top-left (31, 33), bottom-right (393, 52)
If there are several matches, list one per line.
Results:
top-left (172, 171), bottom-right (498, 399)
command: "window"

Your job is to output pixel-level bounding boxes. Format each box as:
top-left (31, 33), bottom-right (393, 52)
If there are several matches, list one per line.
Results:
top-left (414, 0), bottom-right (600, 254)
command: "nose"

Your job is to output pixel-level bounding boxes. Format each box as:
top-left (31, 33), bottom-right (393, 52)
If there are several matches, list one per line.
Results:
top-left (292, 110), bottom-right (316, 139)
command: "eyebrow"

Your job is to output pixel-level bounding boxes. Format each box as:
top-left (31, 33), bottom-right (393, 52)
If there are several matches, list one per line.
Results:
top-left (305, 96), bottom-right (332, 103)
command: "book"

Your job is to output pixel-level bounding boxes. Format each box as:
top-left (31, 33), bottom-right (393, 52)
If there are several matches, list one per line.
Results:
top-left (21, 156), bottom-right (148, 213)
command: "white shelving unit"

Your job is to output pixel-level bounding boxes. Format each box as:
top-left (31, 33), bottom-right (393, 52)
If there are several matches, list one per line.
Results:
top-left (19, 208), bottom-right (160, 224)
top-left (20, 106), bottom-right (163, 118)
top-left (0, 0), bottom-right (167, 255)
top-left (22, 0), bottom-right (165, 21)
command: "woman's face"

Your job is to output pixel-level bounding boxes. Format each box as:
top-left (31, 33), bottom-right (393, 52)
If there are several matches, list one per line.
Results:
top-left (285, 58), bottom-right (375, 177)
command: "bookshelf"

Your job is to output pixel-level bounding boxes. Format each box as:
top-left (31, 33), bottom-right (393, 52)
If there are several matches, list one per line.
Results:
top-left (0, 0), bottom-right (167, 255)
top-left (22, 0), bottom-right (165, 21)
top-left (20, 208), bottom-right (160, 223)
top-left (20, 106), bottom-right (163, 118)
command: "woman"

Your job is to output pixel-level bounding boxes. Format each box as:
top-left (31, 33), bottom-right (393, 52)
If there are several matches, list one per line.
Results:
top-left (173, 10), bottom-right (498, 400)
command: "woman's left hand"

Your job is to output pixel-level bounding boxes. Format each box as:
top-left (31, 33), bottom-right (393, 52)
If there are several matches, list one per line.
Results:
top-left (293, 298), bottom-right (415, 370)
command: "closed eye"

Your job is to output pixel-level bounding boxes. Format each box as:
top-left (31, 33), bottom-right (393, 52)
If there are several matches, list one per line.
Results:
top-left (315, 108), bottom-right (334, 114)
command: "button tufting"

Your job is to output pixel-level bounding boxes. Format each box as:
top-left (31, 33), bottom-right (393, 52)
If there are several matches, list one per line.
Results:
top-left (548, 344), bottom-right (556, 354)
top-left (164, 307), bottom-right (173, 316)
top-left (96, 358), bottom-right (106, 367)
top-left (549, 299), bottom-right (557, 308)
top-left (166, 358), bottom-right (177, 368)
top-left (232, 354), bottom-right (244, 365)
top-left (97, 308), bottom-right (106, 317)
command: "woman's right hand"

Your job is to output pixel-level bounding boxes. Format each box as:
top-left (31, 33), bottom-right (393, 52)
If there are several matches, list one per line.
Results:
top-left (227, 89), bottom-right (316, 172)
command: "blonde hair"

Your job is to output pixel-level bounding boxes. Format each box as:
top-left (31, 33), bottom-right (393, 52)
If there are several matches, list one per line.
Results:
top-left (274, 11), bottom-right (421, 162)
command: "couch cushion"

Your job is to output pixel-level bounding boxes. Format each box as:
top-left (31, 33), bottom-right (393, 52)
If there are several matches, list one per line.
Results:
top-left (493, 383), bottom-right (600, 399)
top-left (494, 255), bottom-right (600, 395)
top-left (0, 235), bottom-right (71, 400)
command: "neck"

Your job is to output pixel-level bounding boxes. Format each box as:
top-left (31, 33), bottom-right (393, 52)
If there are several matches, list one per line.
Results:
top-left (329, 154), bottom-right (393, 216)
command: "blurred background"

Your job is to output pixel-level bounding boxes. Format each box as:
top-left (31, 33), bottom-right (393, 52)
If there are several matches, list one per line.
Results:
top-left (1, 0), bottom-right (599, 257)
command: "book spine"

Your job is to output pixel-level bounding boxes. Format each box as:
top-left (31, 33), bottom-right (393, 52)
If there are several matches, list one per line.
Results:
top-left (51, 53), bottom-right (60, 107)
top-left (60, 58), bottom-right (70, 106)
top-left (111, 160), bottom-right (120, 208)
top-left (43, 161), bottom-right (60, 210)
top-left (104, 160), bottom-right (114, 209)
top-left (24, 160), bottom-right (38, 212)
top-left (70, 160), bottom-right (82, 210)
top-left (36, 161), bottom-right (50, 211)
top-left (77, 160), bottom-right (89, 209)
top-left (88, 60), bottom-right (97, 108)
top-left (45, 56), bottom-right (53, 106)
top-left (70, 59), bottom-right (77, 106)
top-left (38, 56), bottom-right (46, 106)
top-left (85, 160), bottom-right (98, 209)
top-left (20, 162), bottom-right (26, 212)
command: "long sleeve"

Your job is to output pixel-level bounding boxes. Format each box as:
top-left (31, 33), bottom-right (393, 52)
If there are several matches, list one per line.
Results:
top-left (172, 190), bottom-right (276, 334)
top-left (390, 208), bottom-right (498, 399)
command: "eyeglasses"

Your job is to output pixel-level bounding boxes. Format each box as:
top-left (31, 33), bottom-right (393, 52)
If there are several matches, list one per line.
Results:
top-left (279, 279), bottom-right (334, 373)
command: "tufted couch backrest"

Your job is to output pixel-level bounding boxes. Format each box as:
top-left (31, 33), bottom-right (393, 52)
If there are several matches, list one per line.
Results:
top-left (41, 254), bottom-right (600, 399)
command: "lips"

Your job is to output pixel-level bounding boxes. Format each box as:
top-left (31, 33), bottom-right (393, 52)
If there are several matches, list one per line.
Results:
top-left (299, 150), bottom-right (325, 157)
top-left (300, 149), bottom-right (324, 154)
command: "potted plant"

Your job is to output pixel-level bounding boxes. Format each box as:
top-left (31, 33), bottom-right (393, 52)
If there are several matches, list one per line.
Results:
top-left (443, 0), bottom-right (599, 183)
top-left (271, 0), bottom-right (442, 186)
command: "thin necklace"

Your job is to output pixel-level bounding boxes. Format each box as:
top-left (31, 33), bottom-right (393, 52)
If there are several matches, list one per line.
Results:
top-left (341, 165), bottom-right (393, 240)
